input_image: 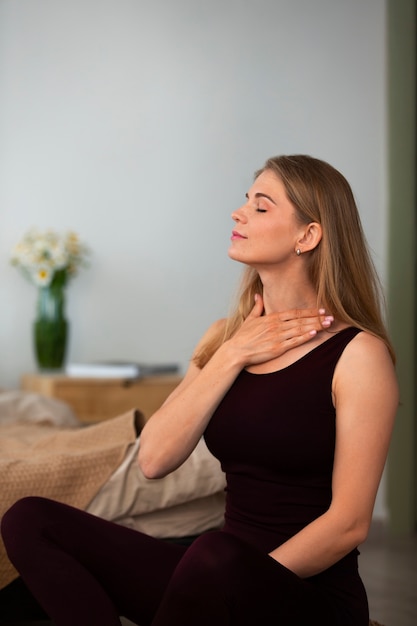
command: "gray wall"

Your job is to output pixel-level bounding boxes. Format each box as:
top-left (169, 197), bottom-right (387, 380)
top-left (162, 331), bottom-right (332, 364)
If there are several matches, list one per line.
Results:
top-left (0, 1), bottom-right (388, 509)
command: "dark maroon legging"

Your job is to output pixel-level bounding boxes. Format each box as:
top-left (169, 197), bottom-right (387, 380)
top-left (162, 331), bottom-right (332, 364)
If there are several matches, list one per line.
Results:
top-left (1, 496), bottom-right (340, 626)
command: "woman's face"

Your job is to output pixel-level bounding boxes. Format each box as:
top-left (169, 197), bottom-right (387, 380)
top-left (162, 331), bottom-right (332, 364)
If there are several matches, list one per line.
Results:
top-left (228, 169), bottom-right (306, 269)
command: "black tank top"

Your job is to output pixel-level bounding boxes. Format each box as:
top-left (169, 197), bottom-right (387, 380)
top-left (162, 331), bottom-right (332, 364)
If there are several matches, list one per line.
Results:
top-left (205, 326), bottom-right (368, 622)
top-left (205, 327), bottom-right (362, 556)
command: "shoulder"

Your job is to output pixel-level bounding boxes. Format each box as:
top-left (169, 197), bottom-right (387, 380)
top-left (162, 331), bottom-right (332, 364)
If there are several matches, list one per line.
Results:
top-left (339, 330), bottom-right (394, 367)
top-left (334, 330), bottom-right (399, 403)
top-left (167, 318), bottom-right (228, 395)
top-left (204, 317), bottom-right (228, 337)
top-left (192, 318), bottom-right (227, 353)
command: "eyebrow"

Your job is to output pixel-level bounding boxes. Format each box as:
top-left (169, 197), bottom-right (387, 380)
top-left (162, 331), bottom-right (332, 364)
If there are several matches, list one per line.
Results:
top-left (246, 192), bottom-right (277, 205)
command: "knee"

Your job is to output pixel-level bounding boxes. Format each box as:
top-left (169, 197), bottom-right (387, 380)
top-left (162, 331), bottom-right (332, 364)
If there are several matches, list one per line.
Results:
top-left (175, 531), bottom-right (249, 584)
top-left (1, 497), bottom-right (51, 556)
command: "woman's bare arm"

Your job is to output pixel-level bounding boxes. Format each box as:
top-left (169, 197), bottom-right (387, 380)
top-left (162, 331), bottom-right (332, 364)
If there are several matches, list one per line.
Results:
top-left (138, 296), bottom-right (333, 478)
top-left (268, 332), bottom-right (399, 577)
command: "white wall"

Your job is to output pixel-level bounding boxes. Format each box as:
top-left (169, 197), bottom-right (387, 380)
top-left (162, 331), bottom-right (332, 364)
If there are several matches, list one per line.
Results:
top-left (0, 0), bottom-right (388, 511)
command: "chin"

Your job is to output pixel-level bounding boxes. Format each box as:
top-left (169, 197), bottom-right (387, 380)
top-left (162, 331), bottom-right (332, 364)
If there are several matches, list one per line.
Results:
top-left (228, 246), bottom-right (244, 261)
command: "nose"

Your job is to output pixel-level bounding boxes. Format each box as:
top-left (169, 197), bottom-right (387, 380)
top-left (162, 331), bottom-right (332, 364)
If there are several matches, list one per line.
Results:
top-left (231, 204), bottom-right (248, 223)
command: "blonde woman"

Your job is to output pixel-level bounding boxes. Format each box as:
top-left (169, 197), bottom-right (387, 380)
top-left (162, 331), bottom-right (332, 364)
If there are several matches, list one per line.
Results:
top-left (2, 155), bottom-right (398, 626)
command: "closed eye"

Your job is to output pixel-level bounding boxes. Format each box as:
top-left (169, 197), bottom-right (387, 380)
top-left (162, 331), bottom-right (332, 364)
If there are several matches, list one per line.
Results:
top-left (256, 208), bottom-right (267, 213)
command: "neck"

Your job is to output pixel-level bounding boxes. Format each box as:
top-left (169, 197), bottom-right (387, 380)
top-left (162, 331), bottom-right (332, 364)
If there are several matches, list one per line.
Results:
top-left (258, 269), bottom-right (318, 314)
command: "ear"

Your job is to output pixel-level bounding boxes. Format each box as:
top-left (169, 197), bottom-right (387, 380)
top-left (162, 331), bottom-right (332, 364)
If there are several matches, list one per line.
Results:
top-left (296, 222), bottom-right (322, 253)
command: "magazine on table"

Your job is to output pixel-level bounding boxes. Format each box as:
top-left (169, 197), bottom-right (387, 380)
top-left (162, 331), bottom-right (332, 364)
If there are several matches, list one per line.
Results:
top-left (65, 361), bottom-right (180, 379)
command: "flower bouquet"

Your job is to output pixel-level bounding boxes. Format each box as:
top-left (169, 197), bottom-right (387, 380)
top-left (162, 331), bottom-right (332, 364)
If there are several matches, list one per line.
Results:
top-left (11, 229), bottom-right (90, 370)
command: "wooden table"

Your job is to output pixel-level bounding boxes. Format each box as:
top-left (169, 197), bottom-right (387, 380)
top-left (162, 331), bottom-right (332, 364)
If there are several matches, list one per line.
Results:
top-left (21, 373), bottom-right (182, 424)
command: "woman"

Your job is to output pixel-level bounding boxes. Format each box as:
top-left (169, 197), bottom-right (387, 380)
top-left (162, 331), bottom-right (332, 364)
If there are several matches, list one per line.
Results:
top-left (1, 154), bottom-right (398, 626)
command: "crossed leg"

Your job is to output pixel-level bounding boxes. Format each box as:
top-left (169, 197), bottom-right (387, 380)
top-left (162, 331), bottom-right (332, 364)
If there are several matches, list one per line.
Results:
top-left (1, 497), bottom-right (340, 626)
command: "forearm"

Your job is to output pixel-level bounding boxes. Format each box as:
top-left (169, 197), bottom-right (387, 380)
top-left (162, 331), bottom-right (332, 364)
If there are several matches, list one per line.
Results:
top-left (269, 510), bottom-right (369, 578)
top-left (138, 340), bottom-right (242, 478)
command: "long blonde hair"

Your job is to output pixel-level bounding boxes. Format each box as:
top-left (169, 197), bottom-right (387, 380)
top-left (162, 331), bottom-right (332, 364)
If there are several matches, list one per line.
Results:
top-left (193, 154), bottom-right (395, 367)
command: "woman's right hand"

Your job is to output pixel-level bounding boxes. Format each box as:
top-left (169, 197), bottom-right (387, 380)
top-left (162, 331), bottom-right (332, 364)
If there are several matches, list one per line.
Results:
top-left (226, 293), bottom-right (334, 367)
top-left (139, 295), bottom-right (333, 477)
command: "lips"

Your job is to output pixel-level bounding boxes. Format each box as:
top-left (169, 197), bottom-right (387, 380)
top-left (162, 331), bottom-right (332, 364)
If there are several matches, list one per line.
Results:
top-left (231, 230), bottom-right (247, 240)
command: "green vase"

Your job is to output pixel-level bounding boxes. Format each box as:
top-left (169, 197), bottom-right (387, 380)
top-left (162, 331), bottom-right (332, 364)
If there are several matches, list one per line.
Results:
top-left (34, 271), bottom-right (69, 370)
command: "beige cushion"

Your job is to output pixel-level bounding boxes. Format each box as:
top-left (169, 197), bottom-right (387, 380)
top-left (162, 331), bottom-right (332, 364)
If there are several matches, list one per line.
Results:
top-left (86, 437), bottom-right (226, 537)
